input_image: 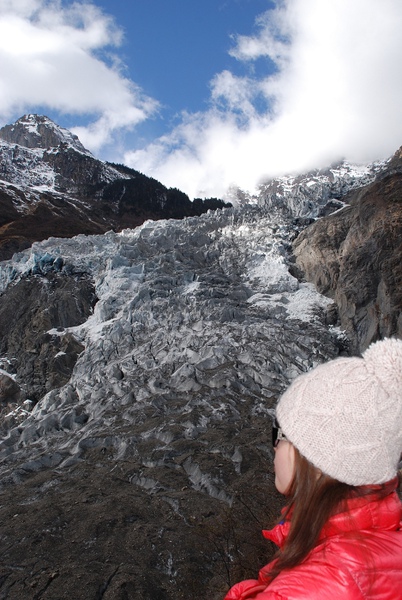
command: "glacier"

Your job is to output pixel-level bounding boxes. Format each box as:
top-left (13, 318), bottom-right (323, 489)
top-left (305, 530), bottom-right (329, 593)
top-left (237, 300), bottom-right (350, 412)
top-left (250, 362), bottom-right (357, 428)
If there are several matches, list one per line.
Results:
top-left (0, 201), bottom-right (342, 485)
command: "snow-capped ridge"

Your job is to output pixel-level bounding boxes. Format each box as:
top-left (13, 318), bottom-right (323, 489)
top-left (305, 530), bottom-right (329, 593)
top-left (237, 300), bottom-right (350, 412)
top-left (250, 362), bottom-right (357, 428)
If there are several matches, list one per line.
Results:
top-left (0, 139), bottom-right (56, 193)
top-left (0, 114), bottom-right (92, 156)
top-left (0, 115), bottom-right (236, 263)
top-left (258, 158), bottom-right (389, 218)
top-left (0, 116), bottom-right (131, 209)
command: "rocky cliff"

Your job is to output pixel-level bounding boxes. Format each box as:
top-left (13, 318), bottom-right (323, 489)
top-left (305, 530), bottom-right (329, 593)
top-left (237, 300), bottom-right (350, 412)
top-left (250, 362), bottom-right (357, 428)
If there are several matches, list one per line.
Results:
top-left (292, 148), bottom-right (402, 352)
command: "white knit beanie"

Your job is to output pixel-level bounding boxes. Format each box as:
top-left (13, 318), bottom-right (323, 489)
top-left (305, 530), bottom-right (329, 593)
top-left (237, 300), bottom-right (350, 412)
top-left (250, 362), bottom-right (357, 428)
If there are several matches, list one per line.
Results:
top-left (276, 338), bottom-right (402, 486)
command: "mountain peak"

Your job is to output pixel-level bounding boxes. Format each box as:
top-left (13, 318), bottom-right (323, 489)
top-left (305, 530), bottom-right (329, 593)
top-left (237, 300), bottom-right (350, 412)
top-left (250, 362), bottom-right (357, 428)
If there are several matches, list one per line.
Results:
top-left (0, 114), bottom-right (90, 155)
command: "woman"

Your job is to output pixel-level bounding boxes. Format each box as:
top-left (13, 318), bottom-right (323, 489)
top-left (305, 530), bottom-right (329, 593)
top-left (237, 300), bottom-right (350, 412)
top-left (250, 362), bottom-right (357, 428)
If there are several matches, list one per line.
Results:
top-left (224, 338), bottom-right (402, 599)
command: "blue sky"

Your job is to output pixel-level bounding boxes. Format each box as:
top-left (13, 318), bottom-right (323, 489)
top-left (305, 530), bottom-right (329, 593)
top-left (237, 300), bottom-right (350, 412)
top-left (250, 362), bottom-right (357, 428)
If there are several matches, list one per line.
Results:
top-left (91, 0), bottom-right (276, 148)
top-left (0, 0), bottom-right (402, 198)
top-left (95, 1), bottom-right (274, 114)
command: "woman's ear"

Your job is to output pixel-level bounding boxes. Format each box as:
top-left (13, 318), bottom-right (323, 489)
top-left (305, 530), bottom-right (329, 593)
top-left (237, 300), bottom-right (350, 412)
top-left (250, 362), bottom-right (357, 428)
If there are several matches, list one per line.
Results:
top-left (274, 441), bottom-right (296, 495)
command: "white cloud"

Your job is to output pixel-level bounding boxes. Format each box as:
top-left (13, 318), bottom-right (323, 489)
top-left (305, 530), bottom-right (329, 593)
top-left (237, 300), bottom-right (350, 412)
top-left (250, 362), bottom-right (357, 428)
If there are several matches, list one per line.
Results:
top-left (2, 0), bottom-right (402, 198)
top-left (126, 0), bottom-right (402, 198)
top-left (0, 0), bottom-right (159, 151)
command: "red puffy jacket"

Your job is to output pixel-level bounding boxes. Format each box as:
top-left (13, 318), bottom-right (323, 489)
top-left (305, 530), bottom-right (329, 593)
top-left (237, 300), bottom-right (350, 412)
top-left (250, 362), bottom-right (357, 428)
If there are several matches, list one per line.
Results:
top-left (224, 484), bottom-right (402, 600)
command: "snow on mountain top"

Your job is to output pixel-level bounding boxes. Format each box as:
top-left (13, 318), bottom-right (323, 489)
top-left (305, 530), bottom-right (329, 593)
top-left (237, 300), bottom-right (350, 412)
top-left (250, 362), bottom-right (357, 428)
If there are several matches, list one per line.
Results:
top-left (0, 129), bottom-right (130, 200)
top-left (22, 114), bottom-right (44, 135)
top-left (258, 158), bottom-right (389, 218)
top-left (0, 114), bottom-right (92, 156)
top-left (0, 139), bottom-right (56, 192)
top-left (0, 115), bottom-right (392, 223)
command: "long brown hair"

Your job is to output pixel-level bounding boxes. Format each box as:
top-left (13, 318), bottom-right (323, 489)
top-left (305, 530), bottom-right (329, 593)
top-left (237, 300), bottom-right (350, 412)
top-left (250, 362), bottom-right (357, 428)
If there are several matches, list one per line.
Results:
top-left (268, 447), bottom-right (394, 581)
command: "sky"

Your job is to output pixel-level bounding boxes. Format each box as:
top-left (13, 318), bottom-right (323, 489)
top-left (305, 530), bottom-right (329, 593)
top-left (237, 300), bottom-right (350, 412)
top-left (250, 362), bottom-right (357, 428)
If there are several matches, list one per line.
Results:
top-left (0, 0), bottom-right (402, 199)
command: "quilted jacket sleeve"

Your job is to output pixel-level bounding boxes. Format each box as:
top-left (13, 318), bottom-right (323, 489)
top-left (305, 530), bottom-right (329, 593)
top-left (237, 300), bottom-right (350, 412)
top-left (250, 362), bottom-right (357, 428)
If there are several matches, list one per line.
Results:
top-left (224, 579), bottom-right (259, 599)
top-left (224, 580), bottom-right (284, 600)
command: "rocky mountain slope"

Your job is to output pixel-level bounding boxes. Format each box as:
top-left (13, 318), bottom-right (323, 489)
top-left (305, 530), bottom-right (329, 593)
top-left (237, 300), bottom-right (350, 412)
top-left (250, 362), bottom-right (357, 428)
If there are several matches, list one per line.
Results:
top-left (0, 114), bottom-right (229, 260)
top-left (291, 148), bottom-right (402, 352)
top-left (258, 159), bottom-right (387, 218)
top-left (0, 117), bottom-right (400, 599)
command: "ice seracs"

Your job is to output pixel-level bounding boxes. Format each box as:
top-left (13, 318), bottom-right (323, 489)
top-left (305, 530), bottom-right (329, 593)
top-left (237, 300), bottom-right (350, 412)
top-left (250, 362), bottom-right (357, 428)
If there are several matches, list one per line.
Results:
top-left (0, 202), bottom-right (341, 484)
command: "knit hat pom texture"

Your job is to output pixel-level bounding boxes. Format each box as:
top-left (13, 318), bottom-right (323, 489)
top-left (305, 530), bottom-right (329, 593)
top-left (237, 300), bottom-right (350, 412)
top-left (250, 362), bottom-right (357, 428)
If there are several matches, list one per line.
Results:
top-left (276, 338), bottom-right (402, 486)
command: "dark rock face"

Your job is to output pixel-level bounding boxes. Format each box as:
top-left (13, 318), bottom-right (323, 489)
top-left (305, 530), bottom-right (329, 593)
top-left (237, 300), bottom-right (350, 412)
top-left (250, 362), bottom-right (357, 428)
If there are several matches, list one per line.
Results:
top-left (0, 268), bottom-right (97, 412)
top-left (0, 453), bottom-right (281, 600)
top-left (293, 148), bottom-right (402, 353)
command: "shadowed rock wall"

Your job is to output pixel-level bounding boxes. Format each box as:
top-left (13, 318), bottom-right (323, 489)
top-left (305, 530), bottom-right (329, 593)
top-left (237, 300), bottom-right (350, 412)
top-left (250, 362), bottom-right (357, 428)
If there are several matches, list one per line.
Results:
top-left (293, 148), bottom-right (402, 353)
top-left (0, 268), bottom-right (97, 410)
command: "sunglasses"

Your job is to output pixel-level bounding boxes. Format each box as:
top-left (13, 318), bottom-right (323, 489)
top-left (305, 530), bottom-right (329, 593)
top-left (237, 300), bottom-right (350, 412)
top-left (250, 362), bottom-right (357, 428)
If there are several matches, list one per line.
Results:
top-left (272, 418), bottom-right (287, 447)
